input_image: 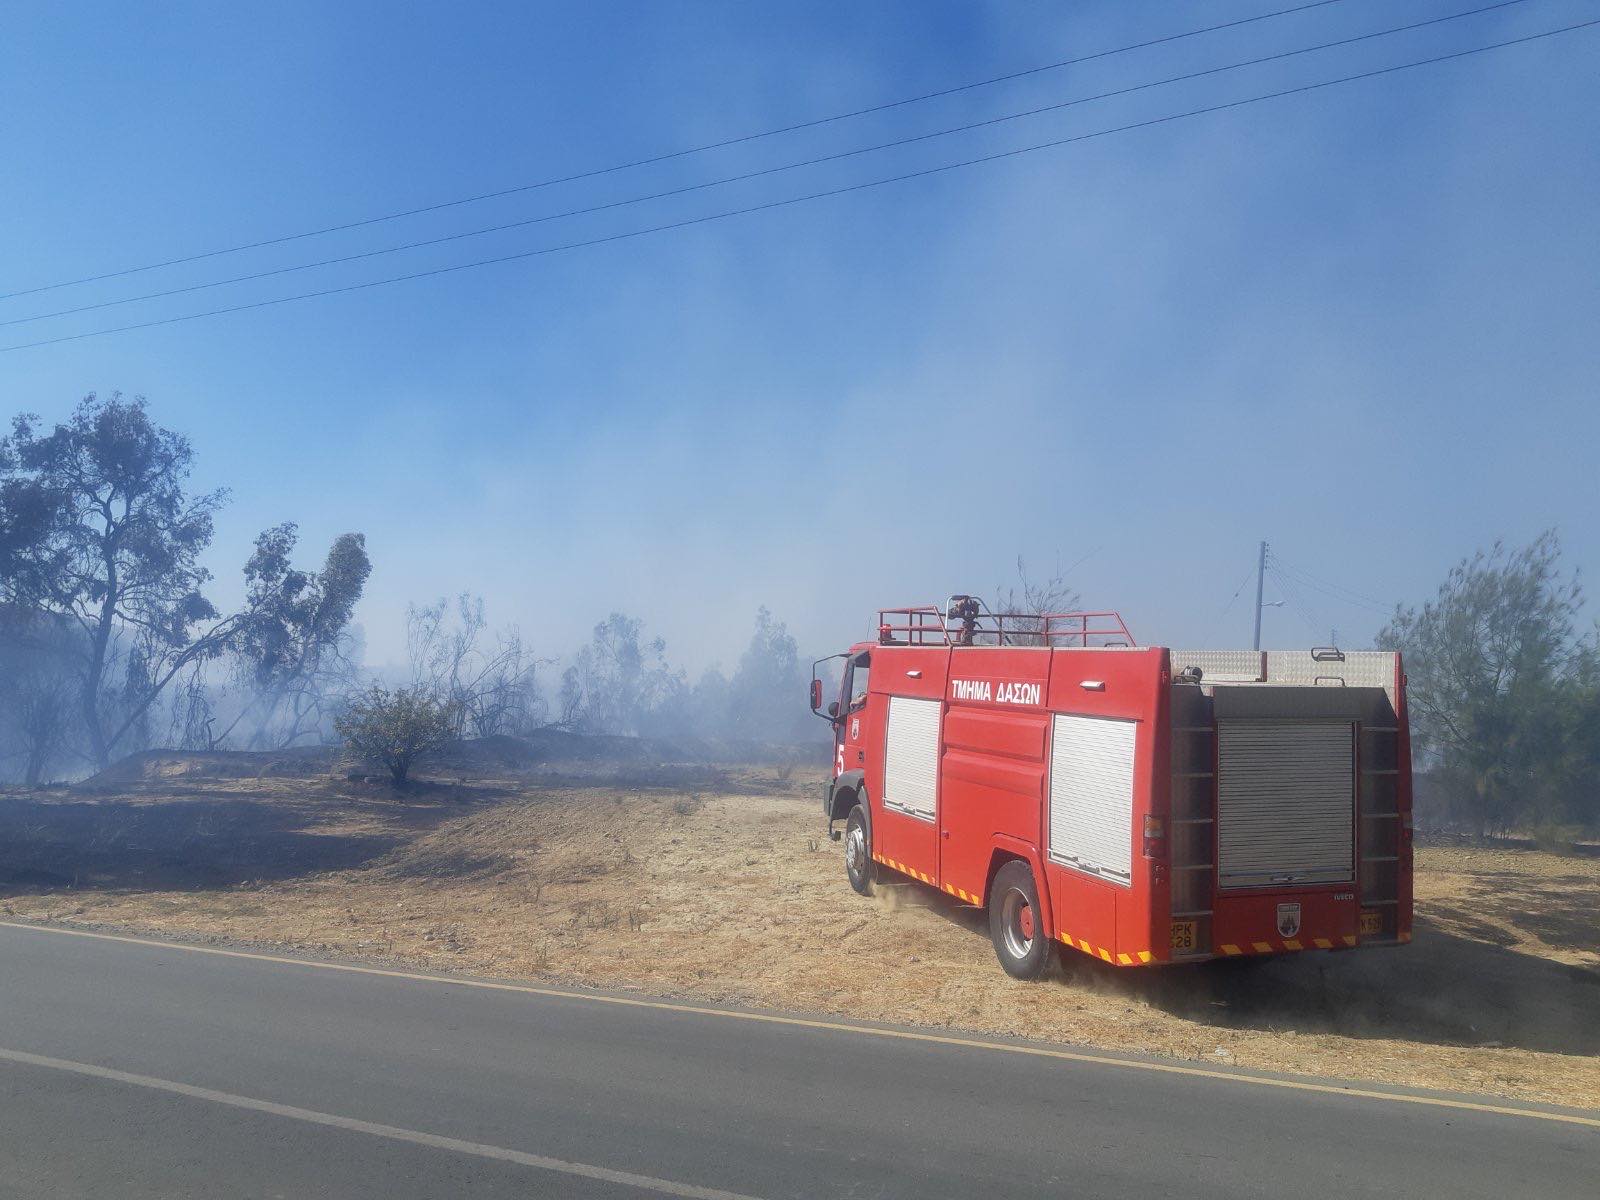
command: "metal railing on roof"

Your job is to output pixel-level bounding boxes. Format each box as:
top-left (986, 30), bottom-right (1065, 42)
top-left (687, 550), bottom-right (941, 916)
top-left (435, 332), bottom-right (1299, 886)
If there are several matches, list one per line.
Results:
top-left (875, 601), bottom-right (1134, 648)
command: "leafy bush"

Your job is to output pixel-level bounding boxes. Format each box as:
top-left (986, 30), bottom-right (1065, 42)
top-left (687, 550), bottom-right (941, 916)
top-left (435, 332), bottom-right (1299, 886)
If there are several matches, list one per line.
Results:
top-left (334, 685), bottom-right (456, 788)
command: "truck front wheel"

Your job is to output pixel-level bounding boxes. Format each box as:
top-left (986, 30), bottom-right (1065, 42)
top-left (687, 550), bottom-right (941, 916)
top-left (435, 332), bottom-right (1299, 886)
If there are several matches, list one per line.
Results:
top-left (989, 860), bottom-right (1052, 980)
top-left (844, 804), bottom-right (873, 896)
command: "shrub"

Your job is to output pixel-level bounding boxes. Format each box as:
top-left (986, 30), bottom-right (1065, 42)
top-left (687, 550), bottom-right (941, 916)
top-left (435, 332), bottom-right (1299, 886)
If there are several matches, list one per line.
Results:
top-left (1531, 824), bottom-right (1582, 857)
top-left (672, 793), bottom-right (703, 817)
top-left (334, 685), bottom-right (456, 788)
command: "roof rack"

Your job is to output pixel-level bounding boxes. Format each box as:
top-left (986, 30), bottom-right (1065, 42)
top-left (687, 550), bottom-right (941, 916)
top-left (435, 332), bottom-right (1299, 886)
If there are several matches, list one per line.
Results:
top-left (876, 597), bottom-right (1134, 648)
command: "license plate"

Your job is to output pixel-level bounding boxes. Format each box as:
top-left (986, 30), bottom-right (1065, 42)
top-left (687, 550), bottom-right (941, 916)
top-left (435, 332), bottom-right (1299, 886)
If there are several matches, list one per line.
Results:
top-left (1170, 920), bottom-right (1197, 951)
top-left (1358, 910), bottom-right (1383, 935)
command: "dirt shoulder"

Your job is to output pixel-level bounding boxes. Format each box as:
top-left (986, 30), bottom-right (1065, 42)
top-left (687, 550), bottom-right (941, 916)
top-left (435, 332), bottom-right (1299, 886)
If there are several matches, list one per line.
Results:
top-left (2, 765), bottom-right (1596, 1110)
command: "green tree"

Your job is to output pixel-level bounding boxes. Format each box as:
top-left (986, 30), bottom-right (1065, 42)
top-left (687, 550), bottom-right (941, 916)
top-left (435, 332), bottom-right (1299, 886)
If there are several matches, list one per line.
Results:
top-left (0, 394), bottom-right (230, 767)
top-left (334, 684), bottom-right (456, 788)
top-left (1, 394), bottom-right (361, 768)
top-left (1544, 634), bottom-right (1600, 832)
top-left (230, 524), bottom-right (371, 747)
top-left (1379, 532), bottom-right (1595, 837)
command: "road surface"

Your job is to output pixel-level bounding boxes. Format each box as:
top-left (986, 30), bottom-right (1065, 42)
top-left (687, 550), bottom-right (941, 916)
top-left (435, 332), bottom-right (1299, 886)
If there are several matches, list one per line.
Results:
top-left (0, 920), bottom-right (1593, 1198)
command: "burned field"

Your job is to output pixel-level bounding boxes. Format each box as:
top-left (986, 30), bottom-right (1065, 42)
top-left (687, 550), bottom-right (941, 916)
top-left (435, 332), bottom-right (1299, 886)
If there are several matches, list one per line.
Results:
top-left (2, 747), bottom-right (1597, 1110)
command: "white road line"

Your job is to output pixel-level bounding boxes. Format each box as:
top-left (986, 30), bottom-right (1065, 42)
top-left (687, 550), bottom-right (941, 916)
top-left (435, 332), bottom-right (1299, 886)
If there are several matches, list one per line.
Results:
top-left (4, 919), bottom-right (1597, 1130)
top-left (0, 1045), bottom-right (766, 1200)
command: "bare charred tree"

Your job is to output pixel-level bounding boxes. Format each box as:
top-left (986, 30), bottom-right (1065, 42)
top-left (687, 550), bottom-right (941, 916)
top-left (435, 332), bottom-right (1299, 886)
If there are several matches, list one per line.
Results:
top-left (0, 608), bottom-right (80, 785)
top-left (993, 556), bottom-right (1081, 645)
top-left (166, 660), bottom-right (217, 752)
top-left (407, 594), bottom-right (548, 739)
top-left (15, 677), bottom-right (74, 784)
top-left (559, 612), bottom-right (682, 736)
top-left (459, 627), bottom-right (545, 738)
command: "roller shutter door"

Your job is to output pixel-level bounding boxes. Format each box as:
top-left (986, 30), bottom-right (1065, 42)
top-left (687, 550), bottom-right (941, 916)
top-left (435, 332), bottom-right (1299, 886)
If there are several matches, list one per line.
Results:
top-left (1218, 721), bottom-right (1354, 888)
top-left (1048, 714), bottom-right (1135, 886)
top-left (883, 696), bottom-right (940, 822)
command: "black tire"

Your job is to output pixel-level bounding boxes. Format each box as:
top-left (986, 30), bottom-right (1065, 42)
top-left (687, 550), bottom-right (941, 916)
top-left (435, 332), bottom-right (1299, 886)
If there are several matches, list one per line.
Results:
top-left (843, 804), bottom-right (874, 896)
top-left (988, 859), bottom-right (1052, 980)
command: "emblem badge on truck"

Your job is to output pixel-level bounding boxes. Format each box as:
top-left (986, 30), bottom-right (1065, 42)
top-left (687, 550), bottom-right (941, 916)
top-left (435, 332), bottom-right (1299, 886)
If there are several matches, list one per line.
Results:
top-left (1276, 902), bottom-right (1302, 939)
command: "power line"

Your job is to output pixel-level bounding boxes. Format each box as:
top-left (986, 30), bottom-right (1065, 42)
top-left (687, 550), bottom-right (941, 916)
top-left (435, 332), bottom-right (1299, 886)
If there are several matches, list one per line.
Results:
top-left (1204, 564), bottom-right (1261, 646)
top-left (0, 1), bottom-right (1355, 303)
top-left (8, 20), bottom-right (1585, 353)
top-left (1272, 562), bottom-right (1392, 615)
top-left (0, 0), bottom-right (1530, 332)
top-left (1269, 551), bottom-right (1392, 613)
top-left (4, 18), bottom-right (1593, 355)
top-left (1268, 564), bottom-right (1331, 640)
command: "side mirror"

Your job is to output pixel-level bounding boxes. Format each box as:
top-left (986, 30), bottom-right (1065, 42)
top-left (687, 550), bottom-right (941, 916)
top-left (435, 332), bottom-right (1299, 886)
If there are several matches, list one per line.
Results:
top-left (810, 678), bottom-right (823, 711)
top-left (827, 700), bottom-right (840, 719)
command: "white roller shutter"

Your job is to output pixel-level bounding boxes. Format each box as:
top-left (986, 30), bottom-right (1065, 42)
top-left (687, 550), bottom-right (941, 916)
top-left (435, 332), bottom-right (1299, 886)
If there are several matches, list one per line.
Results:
top-left (883, 696), bottom-right (940, 822)
top-left (1217, 721), bottom-right (1354, 888)
top-left (1048, 715), bottom-right (1135, 886)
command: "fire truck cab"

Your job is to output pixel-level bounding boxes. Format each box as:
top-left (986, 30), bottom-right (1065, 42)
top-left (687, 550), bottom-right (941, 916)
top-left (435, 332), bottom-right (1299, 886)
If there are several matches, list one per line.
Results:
top-left (810, 598), bottom-right (1413, 979)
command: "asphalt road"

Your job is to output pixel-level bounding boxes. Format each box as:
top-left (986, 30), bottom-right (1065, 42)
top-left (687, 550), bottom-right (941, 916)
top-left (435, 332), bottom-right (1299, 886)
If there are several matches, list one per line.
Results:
top-left (0, 921), bottom-right (1593, 1199)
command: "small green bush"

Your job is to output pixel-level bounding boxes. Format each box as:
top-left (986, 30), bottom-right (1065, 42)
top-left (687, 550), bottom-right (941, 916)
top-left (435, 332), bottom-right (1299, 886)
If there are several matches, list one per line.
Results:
top-left (334, 685), bottom-right (456, 789)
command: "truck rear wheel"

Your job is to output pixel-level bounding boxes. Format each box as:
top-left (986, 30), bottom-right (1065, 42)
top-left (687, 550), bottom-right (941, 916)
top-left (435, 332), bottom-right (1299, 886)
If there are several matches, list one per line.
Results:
top-left (844, 804), bottom-right (873, 896)
top-left (989, 860), bottom-right (1052, 980)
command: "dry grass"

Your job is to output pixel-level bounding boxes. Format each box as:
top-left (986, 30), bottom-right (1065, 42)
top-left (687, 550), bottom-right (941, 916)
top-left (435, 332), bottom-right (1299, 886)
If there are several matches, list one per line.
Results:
top-left (2, 763), bottom-right (1597, 1111)
top-left (1415, 844), bottom-right (1600, 968)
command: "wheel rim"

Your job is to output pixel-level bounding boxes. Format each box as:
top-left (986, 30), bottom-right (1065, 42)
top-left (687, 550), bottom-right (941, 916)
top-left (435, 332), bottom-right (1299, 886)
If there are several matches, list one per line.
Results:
top-left (1000, 887), bottom-right (1035, 959)
top-left (845, 823), bottom-right (866, 876)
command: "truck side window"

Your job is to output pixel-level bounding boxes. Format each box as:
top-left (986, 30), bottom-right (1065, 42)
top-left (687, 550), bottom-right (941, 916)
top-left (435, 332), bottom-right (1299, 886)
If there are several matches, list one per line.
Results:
top-left (848, 654), bottom-right (871, 709)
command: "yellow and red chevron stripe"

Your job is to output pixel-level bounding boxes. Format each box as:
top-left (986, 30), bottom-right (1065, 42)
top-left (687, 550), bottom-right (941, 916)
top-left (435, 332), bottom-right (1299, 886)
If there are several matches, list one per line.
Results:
top-left (1218, 934), bottom-right (1360, 956)
top-left (872, 853), bottom-right (1156, 966)
top-left (868, 853), bottom-right (1404, 964)
top-left (1057, 931), bottom-right (1154, 967)
top-left (940, 881), bottom-right (982, 904)
top-left (871, 852), bottom-right (962, 895)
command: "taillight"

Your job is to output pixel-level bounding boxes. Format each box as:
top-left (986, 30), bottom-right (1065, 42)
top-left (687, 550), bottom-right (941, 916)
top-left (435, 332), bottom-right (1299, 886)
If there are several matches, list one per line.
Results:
top-left (1143, 815), bottom-right (1166, 859)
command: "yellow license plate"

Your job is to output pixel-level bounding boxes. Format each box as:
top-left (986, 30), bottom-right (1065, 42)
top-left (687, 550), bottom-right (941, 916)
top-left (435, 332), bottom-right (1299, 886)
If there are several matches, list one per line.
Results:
top-left (1358, 910), bottom-right (1383, 935)
top-left (1170, 920), bottom-right (1197, 951)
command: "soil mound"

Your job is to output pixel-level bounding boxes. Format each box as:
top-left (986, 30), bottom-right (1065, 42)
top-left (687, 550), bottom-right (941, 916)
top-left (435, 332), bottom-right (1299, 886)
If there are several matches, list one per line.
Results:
top-left (73, 746), bottom-right (340, 790)
top-left (70, 731), bottom-right (822, 792)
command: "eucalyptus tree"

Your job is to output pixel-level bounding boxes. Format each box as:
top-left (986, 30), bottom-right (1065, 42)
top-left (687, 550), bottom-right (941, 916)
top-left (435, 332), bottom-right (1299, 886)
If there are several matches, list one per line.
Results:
top-left (0, 394), bottom-right (231, 766)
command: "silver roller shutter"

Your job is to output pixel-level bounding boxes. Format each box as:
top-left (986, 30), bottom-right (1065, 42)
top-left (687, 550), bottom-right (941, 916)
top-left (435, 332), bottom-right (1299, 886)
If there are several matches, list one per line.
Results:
top-left (1217, 721), bottom-right (1354, 888)
top-left (1048, 714), bottom-right (1135, 886)
top-left (883, 696), bottom-right (940, 822)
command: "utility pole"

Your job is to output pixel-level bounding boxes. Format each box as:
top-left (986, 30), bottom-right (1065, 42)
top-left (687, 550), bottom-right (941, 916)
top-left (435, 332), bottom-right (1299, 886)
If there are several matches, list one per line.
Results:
top-left (1252, 540), bottom-right (1268, 651)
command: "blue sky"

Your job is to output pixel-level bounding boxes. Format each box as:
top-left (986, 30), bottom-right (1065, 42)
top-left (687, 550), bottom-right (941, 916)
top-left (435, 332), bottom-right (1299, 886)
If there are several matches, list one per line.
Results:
top-left (3, 1), bottom-right (1597, 673)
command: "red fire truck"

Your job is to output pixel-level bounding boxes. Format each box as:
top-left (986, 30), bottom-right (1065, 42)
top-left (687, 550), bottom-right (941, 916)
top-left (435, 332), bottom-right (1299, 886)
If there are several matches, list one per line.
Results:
top-left (810, 598), bottom-right (1412, 978)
